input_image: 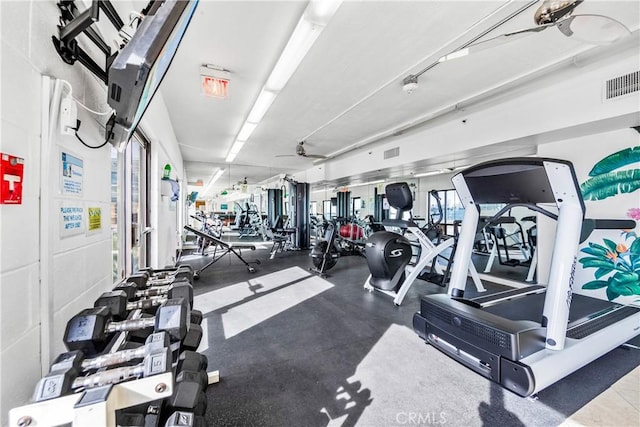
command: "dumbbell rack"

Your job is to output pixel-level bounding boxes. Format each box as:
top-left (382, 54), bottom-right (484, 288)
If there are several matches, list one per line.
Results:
top-left (9, 305), bottom-right (220, 427)
top-left (9, 372), bottom-right (174, 426)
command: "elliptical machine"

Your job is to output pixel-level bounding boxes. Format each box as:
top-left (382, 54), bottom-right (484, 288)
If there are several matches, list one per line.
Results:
top-left (364, 183), bottom-right (485, 305)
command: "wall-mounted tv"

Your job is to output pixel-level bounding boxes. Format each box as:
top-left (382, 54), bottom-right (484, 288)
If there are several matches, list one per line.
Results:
top-left (107, 0), bottom-right (198, 148)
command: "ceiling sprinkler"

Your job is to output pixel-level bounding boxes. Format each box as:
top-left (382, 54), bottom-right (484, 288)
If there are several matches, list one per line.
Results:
top-left (402, 75), bottom-right (418, 94)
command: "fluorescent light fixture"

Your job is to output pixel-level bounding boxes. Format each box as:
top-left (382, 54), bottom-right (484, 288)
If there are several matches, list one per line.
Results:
top-left (438, 48), bottom-right (469, 63)
top-left (246, 90), bottom-right (277, 123)
top-left (307, 0), bottom-right (343, 22)
top-left (226, 140), bottom-right (245, 162)
top-left (414, 165), bottom-right (469, 178)
top-left (266, 19), bottom-right (322, 91)
top-left (347, 179), bottom-right (385, 188)
top-left (414, 170), bottom-right (443, 178)
top-left (203, 168), bottom-right (225, 196)
top-left (237, 122), bottom-right (258, 142)
top-left (225, 0), bottom-right (343, 163)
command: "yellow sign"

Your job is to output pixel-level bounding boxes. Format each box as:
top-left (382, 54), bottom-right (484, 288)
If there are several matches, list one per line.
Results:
top-left (87, 207), bottom-right (101, 231)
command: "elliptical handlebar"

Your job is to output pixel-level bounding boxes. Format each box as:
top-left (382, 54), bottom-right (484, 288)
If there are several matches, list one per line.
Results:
top-left (428, 190), bottom-right (443, 227)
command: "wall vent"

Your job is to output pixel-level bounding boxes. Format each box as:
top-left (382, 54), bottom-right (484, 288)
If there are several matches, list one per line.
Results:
top-left (384, 147), bottom-right (400, 159)
top-left (604, 70), bottom-right (639, 100)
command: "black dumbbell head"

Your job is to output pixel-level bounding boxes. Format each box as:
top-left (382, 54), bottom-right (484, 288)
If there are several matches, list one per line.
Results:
top-left (155, 299), bottom-right (190, 341)
top-left (64, 306), bottom-right (111, 354)
top-left (177, 351), bottom-right (208, 373)
top-left (164, 411), bottom-right (206, 427)
top-left (113, 282), bottom-right (138, 299)
top-left (95, 290), bottom-right (129, 319)
top-left (167, 281), bottom-right (194, 308)
top-left (190, 310), bottom-right (203, 325)
top-left (50, 350), bottom-right (85, 373)
top-left (181, 323), bottom-right (202, 352)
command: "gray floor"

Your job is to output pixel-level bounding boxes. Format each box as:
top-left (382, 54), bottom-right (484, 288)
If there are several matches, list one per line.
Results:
top-left (179, 240), bottom-right (640, 427)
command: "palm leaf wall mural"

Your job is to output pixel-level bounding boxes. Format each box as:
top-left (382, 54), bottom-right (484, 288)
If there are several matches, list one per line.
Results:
top-left (580, 146), bottom-right (640, 201)
top-left (588, 146), bottom-right (640, 176)
top-left (578, 145), bottom-right (640, 301)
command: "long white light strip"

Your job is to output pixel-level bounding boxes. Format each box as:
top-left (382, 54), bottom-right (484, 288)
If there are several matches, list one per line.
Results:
top-left (236, 122), bottom-right (258, 142)
top-left (266, 19), bottom-right (322, 91)
top-left (347, 179), bottom-right (385, 188)
top-left (246, 90), bottom-right (277, 124)
top-left (225, 141), bottom-right (245, 162)
top-left (202, 168), bottom-right (225, 196)
top-left (225, 0), bottom-right (343, 163)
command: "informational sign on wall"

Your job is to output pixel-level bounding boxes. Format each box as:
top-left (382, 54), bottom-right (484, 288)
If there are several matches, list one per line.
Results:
top-left (0, 153), bottom-right (24, 204)
top-left (59, 204), bottom-right (84, 237)
top-left (61, 151), bottom-right (83, 196)
top-left (87, 207), bottom-right (102, 232)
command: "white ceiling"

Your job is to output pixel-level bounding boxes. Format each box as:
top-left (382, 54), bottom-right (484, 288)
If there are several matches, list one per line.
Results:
top-left (156, 0), bottom-right (640, 195)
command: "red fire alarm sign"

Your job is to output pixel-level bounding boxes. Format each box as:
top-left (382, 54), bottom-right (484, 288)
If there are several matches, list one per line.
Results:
top-left (1, 153), bottom-right (24, 204)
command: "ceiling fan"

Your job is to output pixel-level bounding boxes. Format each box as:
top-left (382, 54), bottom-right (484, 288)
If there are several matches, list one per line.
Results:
top-left (276, 141), bottom-right (327, 159)
top-left (438, 0), bottom-right (632, 62)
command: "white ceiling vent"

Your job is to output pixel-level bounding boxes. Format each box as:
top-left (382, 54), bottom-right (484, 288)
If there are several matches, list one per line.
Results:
top-left (603, 70), bottom-right (639, 101)
top-left (384, 147), bottom-right (400, 160)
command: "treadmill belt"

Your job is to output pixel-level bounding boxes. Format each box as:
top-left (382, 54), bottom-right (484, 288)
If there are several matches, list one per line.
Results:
top-left (482, 292), bottom-right (623, 325)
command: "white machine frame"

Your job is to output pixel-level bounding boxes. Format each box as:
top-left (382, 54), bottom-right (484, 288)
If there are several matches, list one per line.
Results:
top-left (364, 222), bottom-right (486, 305)
top-left (426, 158), bottom-right (640, 396)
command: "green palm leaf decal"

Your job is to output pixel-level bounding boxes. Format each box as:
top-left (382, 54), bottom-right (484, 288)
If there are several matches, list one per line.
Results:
top-left (582, 280), bottom-right (609, 290)
top-left (580, 170), bottom-right (640, 201)
top-left (589, 146), bottom-right (640, 176)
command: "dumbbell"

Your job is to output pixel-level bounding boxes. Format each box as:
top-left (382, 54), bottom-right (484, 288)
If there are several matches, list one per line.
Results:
top-left (64, 299), bottom-right (189, 354)
top-left (164, 411), bottom-right (206, 427)
top-left (165, 373), bottom-right (207, 417)
top-left (142, 264), bottom-right (193, 279)
top-left (50, 332), bottom-right (169, 375)
top-left (115, 278), bottom-right (193, 305)
top-left (33, 347), bottom-right (170, 401)
top-left (109, 282), bottom-right (203, 325)
top-left (97, 285), bottom-right (192, 317)
top-left (127, 267), bottom-right (192, 288)
top-left (177, 351), bottom-right (208, 374)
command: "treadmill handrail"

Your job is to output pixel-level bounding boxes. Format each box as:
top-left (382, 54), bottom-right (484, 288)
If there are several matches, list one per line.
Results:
top-left (485, 203), bottom-right (558, 225)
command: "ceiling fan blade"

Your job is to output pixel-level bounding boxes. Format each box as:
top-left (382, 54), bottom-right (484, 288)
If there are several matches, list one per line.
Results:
top-left (439, 23), bottom-right (554, 62)
top-left (303, 154), bottom-right (328, 159)
top-left (275, 154), bottom-right (297, 157)
top-left (557, 14), bottom-right (631, 44)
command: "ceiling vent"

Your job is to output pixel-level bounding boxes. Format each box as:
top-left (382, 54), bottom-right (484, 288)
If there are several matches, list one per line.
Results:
top-left (384, 147), bottom-right (400, 160)
top-left (603, 70), bottom-right (639, 101)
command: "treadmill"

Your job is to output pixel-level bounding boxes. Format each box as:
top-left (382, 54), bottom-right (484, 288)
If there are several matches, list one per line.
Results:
top-left (412, 157), bottom-right (640, 397)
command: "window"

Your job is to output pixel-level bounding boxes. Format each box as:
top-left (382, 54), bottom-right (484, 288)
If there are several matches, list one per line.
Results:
top-left (322, 199), bottom-right (337, 220)
top-left (427, 189), bottom-right (464, 235)
top-left (351, 197), bottom-right (363, 217)
top-left (112, 132), bottom-right (150, 281)
top-left (110, 145), bottom-right (122, 283)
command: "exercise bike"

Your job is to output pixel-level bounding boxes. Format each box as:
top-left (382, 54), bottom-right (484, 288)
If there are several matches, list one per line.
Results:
top-left (309, 216), bottom-right (367, 277)
top-left (363, 183), bottom-right (485, 306)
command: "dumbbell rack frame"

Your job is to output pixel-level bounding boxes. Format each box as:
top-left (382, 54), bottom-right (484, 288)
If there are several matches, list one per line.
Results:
top-left (9, 372), bottom-right (174, 426)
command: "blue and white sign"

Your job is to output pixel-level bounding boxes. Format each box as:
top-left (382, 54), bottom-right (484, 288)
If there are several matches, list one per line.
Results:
top-left (61, 151), bottom-right (83, 196)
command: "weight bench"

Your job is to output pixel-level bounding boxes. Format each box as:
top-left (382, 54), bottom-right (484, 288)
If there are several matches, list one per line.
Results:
top-left (184, 225), bottom-right (260, 278)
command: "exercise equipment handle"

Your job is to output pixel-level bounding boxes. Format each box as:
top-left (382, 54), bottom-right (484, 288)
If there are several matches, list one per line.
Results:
top-left (106, 317), bottom-right (155, 333)
top-left (81, 347), bottom-right (145, 370)
top-left (72, 365), bottom-right (144, 389)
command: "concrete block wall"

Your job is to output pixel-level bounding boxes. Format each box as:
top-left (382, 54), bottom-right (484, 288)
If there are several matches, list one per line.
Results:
top-left (2, 0), bottom-right (134, 422)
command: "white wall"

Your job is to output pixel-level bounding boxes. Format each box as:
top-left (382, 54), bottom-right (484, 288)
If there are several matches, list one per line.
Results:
top-left (1, 0), bottom-right (114, 419)
top-left (0, 1), bottom-right (186, 422)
